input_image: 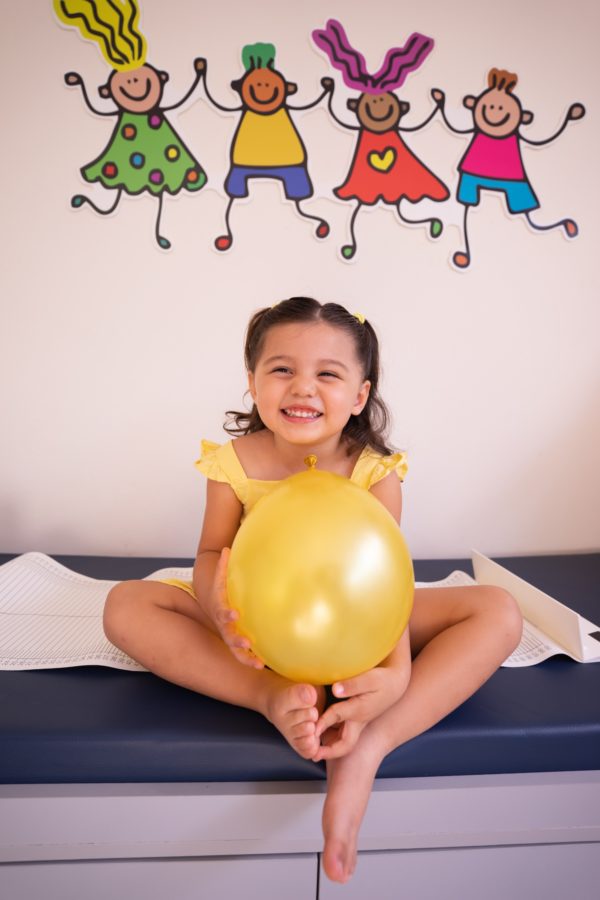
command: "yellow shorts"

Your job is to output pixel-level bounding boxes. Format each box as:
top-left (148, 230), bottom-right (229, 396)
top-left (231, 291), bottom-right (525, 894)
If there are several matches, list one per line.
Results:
top-left (161, 578), bottom-right (197, 599)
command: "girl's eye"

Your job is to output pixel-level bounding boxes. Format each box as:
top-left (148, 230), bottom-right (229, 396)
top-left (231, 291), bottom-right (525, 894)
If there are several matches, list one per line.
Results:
top-left (271, 366), bottom-right (291, 374)
top-left (319, 371), bottom-right (339, 379)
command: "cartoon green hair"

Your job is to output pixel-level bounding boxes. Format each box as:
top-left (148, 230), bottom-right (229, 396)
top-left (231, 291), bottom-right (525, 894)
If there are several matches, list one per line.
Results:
top-left (242, 43), bottom-right (276, 71)
top-left (53, 0), bottom-right (147, 71)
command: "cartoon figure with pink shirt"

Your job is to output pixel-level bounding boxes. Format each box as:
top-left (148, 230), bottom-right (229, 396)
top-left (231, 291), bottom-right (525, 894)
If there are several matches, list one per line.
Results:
top-left (433, 69), bottom-right (585, 269)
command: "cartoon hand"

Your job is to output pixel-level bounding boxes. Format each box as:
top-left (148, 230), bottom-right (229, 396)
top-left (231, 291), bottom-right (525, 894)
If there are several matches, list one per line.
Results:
top-left (65, 71), bottom-right (82, 86)
top-left (194, 57), bottom-right (206, 73)
top-left (568, 103), bottom-right (585, 121)
top-left (210, 548), bottom-right (264, 669)
top-left (321, 77), bottom-right (334, 93)
top-left (431, 88), bottom-right (445, 106)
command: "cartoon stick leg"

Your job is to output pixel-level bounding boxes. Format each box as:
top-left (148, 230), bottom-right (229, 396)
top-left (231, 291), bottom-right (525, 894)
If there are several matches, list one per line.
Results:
top-left (201, 43), bottom-right (331, 251)
top-left (55, 0), bottom-right (207, 250)
top-left (313, 19), bottom-right (449, 260)
top-left (433, 69), bottom-right (585, 269)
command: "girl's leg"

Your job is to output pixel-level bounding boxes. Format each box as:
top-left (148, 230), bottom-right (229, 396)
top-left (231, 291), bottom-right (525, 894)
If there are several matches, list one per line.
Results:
top-left (103, 581), bottom-right (325, 757)
top-left (321, 585), bottom-right (522, 883)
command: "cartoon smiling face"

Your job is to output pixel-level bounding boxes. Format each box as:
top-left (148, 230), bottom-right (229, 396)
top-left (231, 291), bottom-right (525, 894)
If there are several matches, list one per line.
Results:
top-left (107, 65), bottom-right (165, 113)
top-left (356, 92), bottom-right (402, 133)
top-left (241, 67), bottom-right (287, 114)
top-left (473, 86), bottom-right (523, 138)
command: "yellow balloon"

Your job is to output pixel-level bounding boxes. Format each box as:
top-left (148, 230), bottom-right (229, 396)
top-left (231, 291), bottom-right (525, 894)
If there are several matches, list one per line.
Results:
top-left (227, 462), bottom-right (414, 684)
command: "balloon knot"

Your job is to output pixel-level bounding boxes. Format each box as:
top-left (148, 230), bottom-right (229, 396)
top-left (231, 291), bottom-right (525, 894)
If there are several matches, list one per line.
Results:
top-left (304, 455), bottom-right (318, 469)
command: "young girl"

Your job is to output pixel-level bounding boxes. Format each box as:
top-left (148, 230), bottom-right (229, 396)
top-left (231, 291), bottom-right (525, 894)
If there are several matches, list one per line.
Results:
top-left (104, 297), bottom-right (522, 884)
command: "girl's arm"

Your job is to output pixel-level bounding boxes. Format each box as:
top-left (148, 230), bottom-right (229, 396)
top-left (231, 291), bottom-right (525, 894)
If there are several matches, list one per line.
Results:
top-left (192, 479), bottom-right (263, 668)
top-left (313, 471), bottom-right (412, 761)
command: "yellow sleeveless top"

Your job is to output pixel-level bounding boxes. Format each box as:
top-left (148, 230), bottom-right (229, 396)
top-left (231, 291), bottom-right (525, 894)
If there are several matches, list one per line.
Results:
top-left (195, 439), bottom-right (407, 519)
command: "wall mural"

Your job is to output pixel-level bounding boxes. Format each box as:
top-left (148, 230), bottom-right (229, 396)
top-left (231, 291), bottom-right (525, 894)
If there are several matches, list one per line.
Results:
top-left (433, 70), bottom-right (585, 269)
top-left (54, 0), bottom-right (207, 249)
top-left (53, 4), bottom-right (586, 267)
top-left (312, 20), bottom-right (449, 260)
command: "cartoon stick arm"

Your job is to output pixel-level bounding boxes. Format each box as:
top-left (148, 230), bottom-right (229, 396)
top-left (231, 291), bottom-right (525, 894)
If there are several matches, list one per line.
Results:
top-left (521, 102), bottom-right (586, 146)
top-left (162, 57), bottom-right (207, 111)
top-left (63, 71), bottom-right (116, 116)
top-left (322, 81), bottom-right (360, 131)
top-left (399, 98), bottom-right (442, 132)
top-left (200, 61), bottom-right (242, 112)
top-left (431, 88), bottom-right (474, 134)
top-left (288, 77), bottom-right (335, 110)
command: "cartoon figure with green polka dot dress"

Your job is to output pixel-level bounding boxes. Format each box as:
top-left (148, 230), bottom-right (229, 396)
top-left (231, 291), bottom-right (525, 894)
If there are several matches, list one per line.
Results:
top-left (313, 20), bottom-right (449, 261)
top-left (53, 0), bottom-right (207, 250)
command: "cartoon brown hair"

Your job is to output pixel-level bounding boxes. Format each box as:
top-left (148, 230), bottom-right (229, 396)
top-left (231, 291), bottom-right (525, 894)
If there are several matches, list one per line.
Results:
top-left (487, 69), bottom-right (518, 93)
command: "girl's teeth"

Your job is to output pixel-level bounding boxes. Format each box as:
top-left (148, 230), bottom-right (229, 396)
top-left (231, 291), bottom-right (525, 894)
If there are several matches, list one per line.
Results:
top-left (284, 409), bottom-right (320, 418)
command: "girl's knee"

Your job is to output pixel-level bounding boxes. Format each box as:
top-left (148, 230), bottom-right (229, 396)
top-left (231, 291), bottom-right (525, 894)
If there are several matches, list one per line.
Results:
top-left (103, 580), bottom-right (144, 643)
top-left (477, 585), bottom-right (523, 649)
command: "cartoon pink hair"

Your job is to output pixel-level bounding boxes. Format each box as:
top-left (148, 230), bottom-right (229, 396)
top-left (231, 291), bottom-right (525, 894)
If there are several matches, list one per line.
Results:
top-left (312, 19), bottom-right (434, 94)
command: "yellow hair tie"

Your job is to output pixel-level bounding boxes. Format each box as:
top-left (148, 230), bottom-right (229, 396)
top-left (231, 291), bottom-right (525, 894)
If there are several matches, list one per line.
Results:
top-left (353, 312), bottom-right (366, 325)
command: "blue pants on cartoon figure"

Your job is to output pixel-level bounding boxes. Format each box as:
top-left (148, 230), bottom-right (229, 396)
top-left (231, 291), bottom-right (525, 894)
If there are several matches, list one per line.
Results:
top-left (225, 165), bottom-right (313, 200)
top-left (458, 173), bottom-right (540, 213)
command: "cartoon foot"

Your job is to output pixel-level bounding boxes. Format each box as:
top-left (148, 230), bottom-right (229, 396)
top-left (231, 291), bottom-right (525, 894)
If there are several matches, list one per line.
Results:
top-left (453, 250), bottom-right (470, 269)
top-left (157, 235), bottom-right (171, 250)
top-left (215, 234), bottom-right (232, 252)
top-left (564, 219), bottom-right (578, 238)
top-left (71, 195), bottom-right (86, 209)
top-left (341, 244), bottom-right (356, 260)
top-left (430, 218), bottom-right (443, 239)
top-left (316, 221), bottom-right (330, 239)
top-left (265, 682), bottom-right (325, 760)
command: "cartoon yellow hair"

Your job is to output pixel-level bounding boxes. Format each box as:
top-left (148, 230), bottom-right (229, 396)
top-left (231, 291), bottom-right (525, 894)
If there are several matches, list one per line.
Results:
top-left (53, 0), bottom-right (147, 71)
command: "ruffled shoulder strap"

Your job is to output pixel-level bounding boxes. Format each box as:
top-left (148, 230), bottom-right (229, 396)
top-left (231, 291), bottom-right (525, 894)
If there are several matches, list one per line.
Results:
top-left (351, 447), bottom-right (408, 490)
top-left (194, 440), bottom-right (248, 504)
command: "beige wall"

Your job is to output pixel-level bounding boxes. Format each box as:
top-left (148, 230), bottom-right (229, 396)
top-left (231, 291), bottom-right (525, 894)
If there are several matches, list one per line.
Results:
top-left (2, 0), bottom-right (599, 558)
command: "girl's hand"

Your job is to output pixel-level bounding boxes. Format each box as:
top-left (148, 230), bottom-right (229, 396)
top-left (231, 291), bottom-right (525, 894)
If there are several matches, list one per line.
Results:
top-left (313, 718), bottom-right (366, 762)
top-left (210, 548), bottom-right (264, 669)
top-left (313, 649), bottom-right (411, 761)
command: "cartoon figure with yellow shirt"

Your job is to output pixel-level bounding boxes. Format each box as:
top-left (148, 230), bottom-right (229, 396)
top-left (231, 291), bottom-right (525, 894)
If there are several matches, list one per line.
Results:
top-left (201, 43), bottom-right (332, 251)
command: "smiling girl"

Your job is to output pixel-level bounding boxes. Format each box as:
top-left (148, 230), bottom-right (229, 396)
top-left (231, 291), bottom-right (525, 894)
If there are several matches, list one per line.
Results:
top-left (104, 297), bottom-right (522, 884)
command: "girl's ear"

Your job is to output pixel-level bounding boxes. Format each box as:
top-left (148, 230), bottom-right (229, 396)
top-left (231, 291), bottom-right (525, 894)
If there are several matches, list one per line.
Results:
top-left (247, 371), bottom-right (256, 401)
top-left (353, 380), bottom-right (371, 414)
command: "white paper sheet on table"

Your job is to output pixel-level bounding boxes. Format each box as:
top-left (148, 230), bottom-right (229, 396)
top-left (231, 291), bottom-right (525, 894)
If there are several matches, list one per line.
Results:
top-left (0, 551), bottom-right (598, 671)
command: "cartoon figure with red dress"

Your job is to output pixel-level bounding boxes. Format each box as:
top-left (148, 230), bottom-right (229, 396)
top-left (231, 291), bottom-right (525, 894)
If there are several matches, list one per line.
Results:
top-left (201, 43), bottom-right (332, 251)
top-left (433, 69), bottom-right (585, 269)
top-left (313, 19), bottom-right (449, 260)
top-left (54, 0), bottom-right (207, 250)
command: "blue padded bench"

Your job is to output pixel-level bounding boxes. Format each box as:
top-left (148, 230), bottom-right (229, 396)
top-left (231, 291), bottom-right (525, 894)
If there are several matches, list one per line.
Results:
top-left (1, 553), bottom-right (599, 900)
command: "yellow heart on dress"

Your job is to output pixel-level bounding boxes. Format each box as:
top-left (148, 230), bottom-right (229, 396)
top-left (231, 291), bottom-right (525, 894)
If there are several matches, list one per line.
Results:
top-left (368, 148), bottom-right (396, 172)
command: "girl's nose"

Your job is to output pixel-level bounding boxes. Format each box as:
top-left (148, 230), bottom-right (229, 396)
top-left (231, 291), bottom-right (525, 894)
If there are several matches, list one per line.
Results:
top-left (291, 375), bottom-right (316, 396)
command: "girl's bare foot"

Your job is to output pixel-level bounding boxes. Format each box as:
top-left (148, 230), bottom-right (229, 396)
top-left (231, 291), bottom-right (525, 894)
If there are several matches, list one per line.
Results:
top-left (264, 682), bottom-right (325, 759)
top-left (321, 737), bottom-right (381, 882)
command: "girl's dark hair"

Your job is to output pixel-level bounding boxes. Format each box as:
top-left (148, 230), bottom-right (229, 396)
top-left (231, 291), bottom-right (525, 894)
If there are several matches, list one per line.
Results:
top-left (225, 296), bottom-right (394, 456)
